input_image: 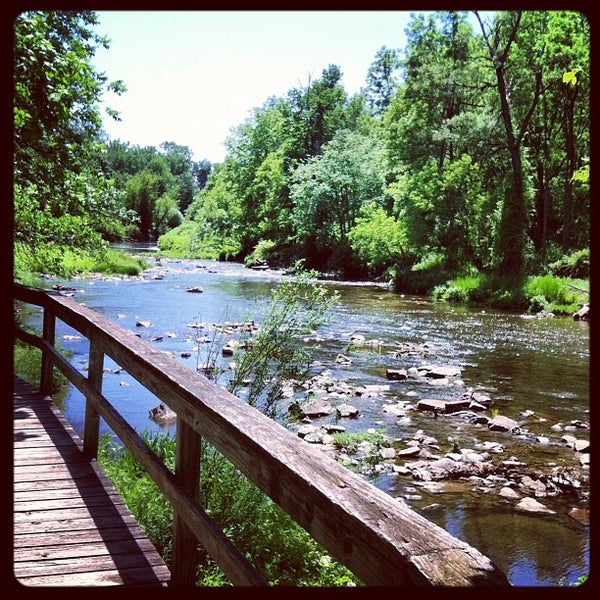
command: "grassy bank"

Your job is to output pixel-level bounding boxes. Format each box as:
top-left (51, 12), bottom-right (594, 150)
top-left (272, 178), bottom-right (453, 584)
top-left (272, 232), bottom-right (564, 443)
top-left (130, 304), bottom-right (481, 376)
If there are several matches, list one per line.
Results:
top-left (14, 242), bottom-right (149, 283)
top-left (432, 272), bottom-right (589, 316)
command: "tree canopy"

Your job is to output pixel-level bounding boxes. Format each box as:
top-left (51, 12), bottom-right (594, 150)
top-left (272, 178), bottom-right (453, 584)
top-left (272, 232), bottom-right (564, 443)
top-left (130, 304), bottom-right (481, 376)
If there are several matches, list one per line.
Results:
top-left (14, 10), bottom-right (590, 288)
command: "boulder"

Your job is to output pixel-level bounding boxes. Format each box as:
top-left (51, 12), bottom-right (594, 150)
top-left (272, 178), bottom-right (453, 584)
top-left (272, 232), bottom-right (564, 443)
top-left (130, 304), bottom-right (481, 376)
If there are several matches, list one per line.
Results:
top-left (573, 303), bottom-right (589, 320)
top-left (515, 497), bottom-right (555, 514)
top-left (417, 398), bottom-right (471, 414)
top-left (149, 403), bottom-right (177, 425)
top-left (386, 368), bottom-right (407, 381)
top-left (488, 415), bottom-right (520, 433)
top-left (335, 403), bottom-right (359, 418)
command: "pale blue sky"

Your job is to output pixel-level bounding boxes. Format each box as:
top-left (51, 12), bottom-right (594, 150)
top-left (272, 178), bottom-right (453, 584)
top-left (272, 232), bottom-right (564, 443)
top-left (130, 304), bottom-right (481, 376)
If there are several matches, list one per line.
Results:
top-left (92, 10), bottom-right (425, 164)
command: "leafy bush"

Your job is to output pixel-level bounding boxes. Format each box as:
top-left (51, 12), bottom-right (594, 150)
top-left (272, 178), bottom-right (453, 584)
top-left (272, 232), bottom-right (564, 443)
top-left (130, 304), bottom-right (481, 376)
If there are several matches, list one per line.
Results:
top-left (58, 248), bottom-right (148, 276)
top-left (13, 242), bottom-right (148, 278)
top-left (432, 274), bottom-right (482, 304)
top-left (411, 251), bottom-right (445, 272)
top-left (348, 203), bottom-right (408, 278)
top-left (548, 248), bottom-right (590, 279)
top-left (159, 219), bottom-right (243, 261)
top-left (395, 261), bottom-right (450, 295)
top-left (13, 245), bottom-right (45, 285)
top-left (244, 239), bottom-right (277, 267)
top-left (157, 221), bottom-right (197, 258)
top-left (14, 241), bottom-right (71, 278)
top-left (463, 273), bottom-right (529, 310)
top-left (98, 432), bottom-right (358, 586)
top-left (94, 249), bottom-right (148, 275)
top-left (189, 230), bottom-right (242, 261)
top-left (229, 266), bottom-right (339, 417)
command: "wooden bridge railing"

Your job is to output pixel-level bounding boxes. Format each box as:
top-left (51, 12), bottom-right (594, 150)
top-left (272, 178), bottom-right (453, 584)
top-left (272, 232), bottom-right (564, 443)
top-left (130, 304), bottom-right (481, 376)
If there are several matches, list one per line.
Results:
top-left (13, 282), bottom-right (509, 587)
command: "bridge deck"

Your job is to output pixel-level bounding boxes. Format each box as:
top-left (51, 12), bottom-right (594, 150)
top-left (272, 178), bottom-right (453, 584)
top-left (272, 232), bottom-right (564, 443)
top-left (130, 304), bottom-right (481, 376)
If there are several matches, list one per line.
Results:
top-left (13, 377), bottom-right (171, 587)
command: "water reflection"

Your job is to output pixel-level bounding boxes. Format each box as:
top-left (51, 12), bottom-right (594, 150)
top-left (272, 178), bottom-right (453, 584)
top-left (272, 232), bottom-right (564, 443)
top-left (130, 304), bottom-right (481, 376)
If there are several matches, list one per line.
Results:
top-left (391, 483), bottom-right (590, 587)
top-left (456, 508), bottom-right (589, 587)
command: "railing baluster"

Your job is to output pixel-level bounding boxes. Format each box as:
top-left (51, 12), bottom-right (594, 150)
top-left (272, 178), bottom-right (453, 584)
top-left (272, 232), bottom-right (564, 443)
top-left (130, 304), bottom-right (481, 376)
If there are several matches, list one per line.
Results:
top-left (40, 306), bottom-right (55, 396)
top-left (171, 418), bottom-right (202, 586)
top-left (83, 341), bottom-right (103, 459)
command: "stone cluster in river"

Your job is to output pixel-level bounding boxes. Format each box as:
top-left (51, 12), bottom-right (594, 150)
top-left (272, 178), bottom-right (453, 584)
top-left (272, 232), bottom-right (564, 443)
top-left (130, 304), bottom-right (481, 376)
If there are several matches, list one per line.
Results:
top-left (287, 365), bottom-right (589, 523)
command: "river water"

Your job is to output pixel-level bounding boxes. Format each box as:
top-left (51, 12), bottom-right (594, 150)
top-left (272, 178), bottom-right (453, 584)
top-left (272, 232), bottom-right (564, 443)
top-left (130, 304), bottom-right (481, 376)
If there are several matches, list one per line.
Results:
top-left (23, 255), bottom-right (590, 587)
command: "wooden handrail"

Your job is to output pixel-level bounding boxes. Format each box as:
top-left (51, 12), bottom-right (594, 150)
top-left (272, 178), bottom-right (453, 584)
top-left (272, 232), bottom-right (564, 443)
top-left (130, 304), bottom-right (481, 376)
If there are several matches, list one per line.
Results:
top-left (13, 282), bottom-right (510, 586)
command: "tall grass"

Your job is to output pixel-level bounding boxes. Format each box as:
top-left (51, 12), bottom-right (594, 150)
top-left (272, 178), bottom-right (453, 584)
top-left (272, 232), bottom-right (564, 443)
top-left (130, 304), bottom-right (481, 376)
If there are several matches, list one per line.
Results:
top-left (14, 242), bottom-right (148, 280)
top-left (61, 248), bottom-right (148, 275)
top-left (432, 271), bottom-right (588, 315)
top-left (13, 340), bottom-right (69, 393)
top-left (524, 275), bottom-right (588, 315)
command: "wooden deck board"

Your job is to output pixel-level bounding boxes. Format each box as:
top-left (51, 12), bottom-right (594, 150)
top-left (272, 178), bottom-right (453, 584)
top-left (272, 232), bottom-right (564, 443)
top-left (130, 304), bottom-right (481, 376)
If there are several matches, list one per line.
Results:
top-left (13, 377), bottom-right (171, 587)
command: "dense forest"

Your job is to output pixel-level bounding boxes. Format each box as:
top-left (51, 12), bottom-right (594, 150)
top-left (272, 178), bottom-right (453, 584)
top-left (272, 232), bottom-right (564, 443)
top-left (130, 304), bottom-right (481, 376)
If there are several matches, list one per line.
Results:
top-left (14, 10), bottom-right (590, 305)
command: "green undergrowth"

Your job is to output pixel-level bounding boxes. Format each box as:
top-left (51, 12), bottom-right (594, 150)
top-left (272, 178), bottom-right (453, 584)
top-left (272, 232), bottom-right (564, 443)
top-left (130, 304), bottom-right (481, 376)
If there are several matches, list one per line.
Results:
top-left (432, 272), bottom-right (588, 315)
top-left (98, 431), bottom-right (359, 587)
top-left (14, 242), bottom-right (148, 281)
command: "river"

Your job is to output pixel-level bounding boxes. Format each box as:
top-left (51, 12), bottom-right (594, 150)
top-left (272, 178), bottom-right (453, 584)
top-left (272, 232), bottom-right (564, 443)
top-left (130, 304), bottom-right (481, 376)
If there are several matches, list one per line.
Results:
top-left (23, 255), bottom-right (590, 587)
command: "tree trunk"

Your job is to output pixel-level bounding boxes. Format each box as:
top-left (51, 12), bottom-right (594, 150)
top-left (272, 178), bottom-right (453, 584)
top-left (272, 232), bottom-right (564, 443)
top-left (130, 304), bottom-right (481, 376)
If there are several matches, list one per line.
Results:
top-left (532, 161), bottom-right (551, 251)
top-left (562, 92), bottom-right (577, 250)
top-left (495, 62), bottom-right (527, 275)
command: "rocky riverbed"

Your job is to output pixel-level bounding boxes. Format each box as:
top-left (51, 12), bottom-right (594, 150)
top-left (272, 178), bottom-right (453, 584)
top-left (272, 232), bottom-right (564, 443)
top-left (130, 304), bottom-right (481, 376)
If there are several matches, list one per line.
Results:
top-left (286, 364), bottom-right (589, 526)
top-left (125, 260), bottom-right (589, 528)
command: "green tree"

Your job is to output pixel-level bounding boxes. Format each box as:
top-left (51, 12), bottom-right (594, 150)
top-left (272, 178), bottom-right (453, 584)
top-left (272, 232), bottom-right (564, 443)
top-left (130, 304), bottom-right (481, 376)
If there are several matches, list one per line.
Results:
top-left (124, 164), bottom-right (179, 241)
top-left (386, 11), bottom-right (483, 173)
top-left (545, 13), bottom-right (589, 250)
top-left (348, 203), bottom-right (409, 278)
top-left (186, 66), bottom-right (375, 265)
top-left (99, 140), bottom-right (159, 189)
top-left (223, 98), bottom-right (295, 255)
top-left (290, 130), bottom-right (385, 274)
top-left (517, 12), bottom-right (590, 253)
top-left (287, 64), bottom-right (349, 158)
top-left (14, 10), bottom-right (126, 263)
top-left (184, 159), bottom-right (244, 259)
top-left (246, 149), bottom-right (289, 242)
top-left (474, 10), bottom-right (535, 275)
top-left (100, 144), bottom-right (191, 241)
top-left (388, 154), bottom-right (490, 271)
top-left (363, 46), bottom-right (401, 117)
top-left (194, 158), bottom-right (213, 190)
top-left (160, 142), bottom-right (197, 212)
top-left (380, 11), bottom-right (501, 277)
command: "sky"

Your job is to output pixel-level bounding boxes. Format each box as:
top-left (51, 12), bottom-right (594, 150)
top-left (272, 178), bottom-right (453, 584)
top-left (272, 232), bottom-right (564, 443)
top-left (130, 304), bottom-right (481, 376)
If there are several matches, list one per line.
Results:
top-left (91, 10), bottom-right (423, 164)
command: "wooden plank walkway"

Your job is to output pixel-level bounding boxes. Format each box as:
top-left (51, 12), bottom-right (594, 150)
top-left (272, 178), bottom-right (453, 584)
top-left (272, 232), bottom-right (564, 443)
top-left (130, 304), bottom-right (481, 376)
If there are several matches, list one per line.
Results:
top-left (13, 376), bottom-right (171, 587)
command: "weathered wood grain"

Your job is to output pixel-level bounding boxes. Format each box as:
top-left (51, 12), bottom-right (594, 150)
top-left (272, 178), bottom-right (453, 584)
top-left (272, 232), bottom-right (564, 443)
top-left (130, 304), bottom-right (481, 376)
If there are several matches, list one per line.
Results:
top-left (13, 377), bottom-right (171, 588)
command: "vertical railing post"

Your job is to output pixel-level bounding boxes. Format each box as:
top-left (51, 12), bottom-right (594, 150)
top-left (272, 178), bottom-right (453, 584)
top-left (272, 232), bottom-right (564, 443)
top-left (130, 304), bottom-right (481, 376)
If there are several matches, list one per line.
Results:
top-left (171, 418), bottom-right (202, 586)
top-left (40, 306), bottom-right (55, 396)
top-left (83, 340), bottom-right (103, 459)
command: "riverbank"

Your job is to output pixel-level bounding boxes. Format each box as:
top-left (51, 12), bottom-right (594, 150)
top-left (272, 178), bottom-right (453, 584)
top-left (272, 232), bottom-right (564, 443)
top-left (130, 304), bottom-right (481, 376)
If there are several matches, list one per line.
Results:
top-left (15, 238), bottom-right (590, 320)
